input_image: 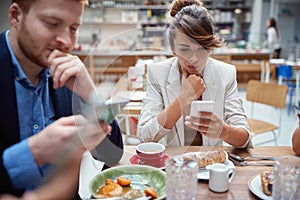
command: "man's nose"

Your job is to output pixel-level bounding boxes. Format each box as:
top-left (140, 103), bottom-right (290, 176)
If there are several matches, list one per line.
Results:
top-left (55, 29), bottom-right (72, 52)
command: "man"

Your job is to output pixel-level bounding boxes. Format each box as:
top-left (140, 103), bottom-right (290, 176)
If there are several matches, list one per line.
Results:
top-left (0, 0), bottom-right (123, 196)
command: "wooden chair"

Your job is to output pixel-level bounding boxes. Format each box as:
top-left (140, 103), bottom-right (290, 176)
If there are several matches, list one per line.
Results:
top-left (246, 80), bottom-right (288, 145)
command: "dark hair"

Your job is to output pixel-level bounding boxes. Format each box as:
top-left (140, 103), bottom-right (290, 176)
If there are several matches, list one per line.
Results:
top-left (11, 0), bottom-right (35, 13)
top-left (267, 17), bottom-right (279, 38)
top-left (168, 0), bottom-right (224, 51)
top-left (11, 0), bottom-right (88, 14)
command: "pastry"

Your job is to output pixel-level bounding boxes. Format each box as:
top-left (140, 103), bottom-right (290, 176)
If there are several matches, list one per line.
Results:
top-left (260, 170), bottom-right (274, 196)
top-left (181, 151), bottom-right (227, 168)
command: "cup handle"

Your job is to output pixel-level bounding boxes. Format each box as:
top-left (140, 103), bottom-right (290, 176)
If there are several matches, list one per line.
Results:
top-left (228, 167), bottom-right (236, 183)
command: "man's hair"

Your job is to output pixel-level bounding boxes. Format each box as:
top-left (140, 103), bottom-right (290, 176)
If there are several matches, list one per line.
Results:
top-left (12, 0), bottom-right (89, 14)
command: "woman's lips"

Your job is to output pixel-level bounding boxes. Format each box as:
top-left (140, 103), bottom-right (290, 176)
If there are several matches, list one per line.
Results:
top-left (187, 65), bottom-right (198, 71)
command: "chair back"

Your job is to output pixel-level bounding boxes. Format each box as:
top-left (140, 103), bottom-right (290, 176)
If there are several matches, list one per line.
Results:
top-left (277, 65), bottom-right (293, 79)
top-left (246, 80), bottom-right (288, 109)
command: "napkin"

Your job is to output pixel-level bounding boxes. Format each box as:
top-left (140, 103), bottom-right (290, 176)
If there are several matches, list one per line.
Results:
top-left (78, 151), bottom-right (104, 199)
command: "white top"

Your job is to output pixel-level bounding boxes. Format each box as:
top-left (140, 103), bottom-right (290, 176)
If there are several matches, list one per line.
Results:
top-left (267, 27), bottom-right (281, 51)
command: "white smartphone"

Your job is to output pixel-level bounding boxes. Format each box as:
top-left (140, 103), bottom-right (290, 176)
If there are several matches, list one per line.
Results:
top-left (190, 100), bottom-right (215, 117)
top-left (90, 99), bottom-right (129, 124)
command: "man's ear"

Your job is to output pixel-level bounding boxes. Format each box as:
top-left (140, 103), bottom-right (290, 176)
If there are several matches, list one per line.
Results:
top-left (8, 3), bottom-right (23, 27)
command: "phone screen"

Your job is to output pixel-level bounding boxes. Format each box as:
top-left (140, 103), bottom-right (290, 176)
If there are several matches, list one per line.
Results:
top-left (94, 99), bottom-right (129, 124)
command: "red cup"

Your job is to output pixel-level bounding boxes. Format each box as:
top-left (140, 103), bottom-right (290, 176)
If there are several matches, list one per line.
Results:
top-left (135, 142), bottom-right (165, 167)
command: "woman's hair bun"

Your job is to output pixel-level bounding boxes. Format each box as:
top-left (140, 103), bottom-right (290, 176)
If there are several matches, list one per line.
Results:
top-left (170, 0), bottom-right (203, 17)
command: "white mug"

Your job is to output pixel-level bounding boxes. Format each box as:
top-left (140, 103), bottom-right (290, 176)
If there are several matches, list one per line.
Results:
top-left (207, 163), bottom-right (236, 193)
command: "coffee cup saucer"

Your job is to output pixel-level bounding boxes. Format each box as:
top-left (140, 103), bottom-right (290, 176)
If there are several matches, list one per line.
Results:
top-left (129, 154), bottom-right (170, 169)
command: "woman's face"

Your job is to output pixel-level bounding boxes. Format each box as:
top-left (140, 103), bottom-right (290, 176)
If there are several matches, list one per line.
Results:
top-left (173, 30), bottom-right (211, 75)
top-left (266, 19), bottom-right (271, 27)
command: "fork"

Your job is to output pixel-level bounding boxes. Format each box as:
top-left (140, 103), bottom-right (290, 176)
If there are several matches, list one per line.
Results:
top-left (234, 160), bottom-right (274, 167)
top-left (227, 152), bottom-right (275, 162)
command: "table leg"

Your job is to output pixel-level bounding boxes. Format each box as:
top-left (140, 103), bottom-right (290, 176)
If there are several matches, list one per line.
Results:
top-left (265, 61), bottom-right (270, 83)
top-left (260, 61), bottom-right (265, 82)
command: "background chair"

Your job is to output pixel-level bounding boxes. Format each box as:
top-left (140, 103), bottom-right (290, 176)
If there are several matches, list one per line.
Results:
top-left (277, 65), bottom-right (296, 116)
top-left (246, 80), bottom-right (288, 145)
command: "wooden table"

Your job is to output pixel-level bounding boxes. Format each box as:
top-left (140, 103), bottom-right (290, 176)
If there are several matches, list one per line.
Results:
top-left (120, 145), bottom-right (295, 200)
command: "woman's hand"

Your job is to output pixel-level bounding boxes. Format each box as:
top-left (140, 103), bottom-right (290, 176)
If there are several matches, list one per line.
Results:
top-left (184, 112), bottom-right (224, 139)
top-left (179, 68), bottom-right (205, 109)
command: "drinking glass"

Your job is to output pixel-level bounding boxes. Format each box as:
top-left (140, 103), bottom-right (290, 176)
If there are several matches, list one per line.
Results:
top-left (165, 158), bottom-right (198, 200)
top-left (127, 66), bottom-right (137, 90)
top-left (272, 156), bottom-right (300, 200)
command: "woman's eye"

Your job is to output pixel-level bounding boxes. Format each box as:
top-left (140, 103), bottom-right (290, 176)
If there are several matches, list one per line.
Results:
top-left (179, 48), bottom-right (190, 52)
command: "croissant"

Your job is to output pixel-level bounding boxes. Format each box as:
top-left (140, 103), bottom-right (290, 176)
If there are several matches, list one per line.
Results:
top-left (182, 151), bottom-right (227, 168)
top-left (260, 170), bottom-right (273, 196)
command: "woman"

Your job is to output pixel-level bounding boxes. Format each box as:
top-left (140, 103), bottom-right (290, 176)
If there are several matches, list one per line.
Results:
top-left (138, 0), bottom-right (251, 147)
top-left (266, 17), bottom-right (281, 58)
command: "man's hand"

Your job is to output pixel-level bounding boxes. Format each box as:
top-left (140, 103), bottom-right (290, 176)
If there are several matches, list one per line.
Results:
top-left (48, 50), bottom-right (95, 102)
top-left (28, 115), bottom-right (111, 166)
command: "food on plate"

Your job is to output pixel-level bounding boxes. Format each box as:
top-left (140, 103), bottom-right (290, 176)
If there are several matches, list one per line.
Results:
top-left (260, 170), bottom-right (274, 196)
top-left (117, 176), bottom-right (131, 187)
top-left (97, 182), bottom-right (123, 197)
top-left (96, 176), bottom-right (158, 199)
top-left (105, 179), bottom-right (115, 185)
top-left (182, 151), bottom-right (227, 168)
top-left (144, 187), bottom-right (158, 199)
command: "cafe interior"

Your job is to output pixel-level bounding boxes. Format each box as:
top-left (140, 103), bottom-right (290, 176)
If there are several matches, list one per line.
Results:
top-left (0, 0), bottom-right (300, 199)
top-left (74, 0), bottom-right (300, 199)
top-left (60, 0), bottom-right (300, 147)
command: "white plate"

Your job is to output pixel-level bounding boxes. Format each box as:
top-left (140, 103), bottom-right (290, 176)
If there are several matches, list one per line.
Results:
top-left (248, 174), bottom-right (272, 200)
top-left (197, 159), bottom-right (235, 180)
top-left (175, 152), bottom-right (235, 180)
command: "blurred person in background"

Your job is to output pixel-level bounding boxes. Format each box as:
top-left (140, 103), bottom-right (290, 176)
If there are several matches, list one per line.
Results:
top-left (0, 0), bottom-right (123, 197)
top-left (266, 17), bottom-right (281, 58)
top-left (138, 0), bottom-right (251, 148)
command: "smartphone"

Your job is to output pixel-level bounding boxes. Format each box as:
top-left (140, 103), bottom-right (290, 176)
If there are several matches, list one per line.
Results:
top-left (91, 99), bottom-right (129, 124)
top-left (190, 100), bottom-right (215, 117)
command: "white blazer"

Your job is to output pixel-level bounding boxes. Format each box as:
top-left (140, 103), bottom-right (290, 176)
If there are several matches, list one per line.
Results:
top-left (138, 57), bottom-right (251, 146)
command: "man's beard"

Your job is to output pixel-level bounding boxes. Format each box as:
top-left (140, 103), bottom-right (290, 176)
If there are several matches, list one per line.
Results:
top-left (18, 19), bottom-right (48, 69)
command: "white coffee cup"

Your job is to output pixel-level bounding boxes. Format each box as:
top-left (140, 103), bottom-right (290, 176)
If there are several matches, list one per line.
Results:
top-left (190, 100), bottom-right (215, 117)
top-left (207, 163), bottom-right (236, 193)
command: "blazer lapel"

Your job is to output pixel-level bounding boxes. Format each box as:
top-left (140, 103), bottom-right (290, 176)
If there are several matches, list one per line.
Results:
top-left (0, 32), bottom-right (20, 147)
top-left (202, 61), bottom-right (217, 101)
top-left (165, 58), bottom-right (185, 146)
top-left (49, 78), bottom-right (73, 119)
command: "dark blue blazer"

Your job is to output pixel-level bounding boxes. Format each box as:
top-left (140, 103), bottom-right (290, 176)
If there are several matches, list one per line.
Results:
top-left (0, 31), bottom-right (123, 196)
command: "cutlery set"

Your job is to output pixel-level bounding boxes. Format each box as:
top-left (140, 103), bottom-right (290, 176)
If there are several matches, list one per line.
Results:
top-left (227, 152), bottom-right (275, 167)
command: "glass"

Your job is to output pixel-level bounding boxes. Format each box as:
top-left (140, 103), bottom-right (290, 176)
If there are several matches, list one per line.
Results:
top-left (165, 158), bottom-right (198, 200)
top-left (272, 156), bottom-right (300, 200)
top-left (127, 66), bottom-right (137, 90)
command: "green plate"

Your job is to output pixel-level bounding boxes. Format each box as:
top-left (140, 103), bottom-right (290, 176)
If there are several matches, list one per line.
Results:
top-left (89, 165), bottom-right (166, 199)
